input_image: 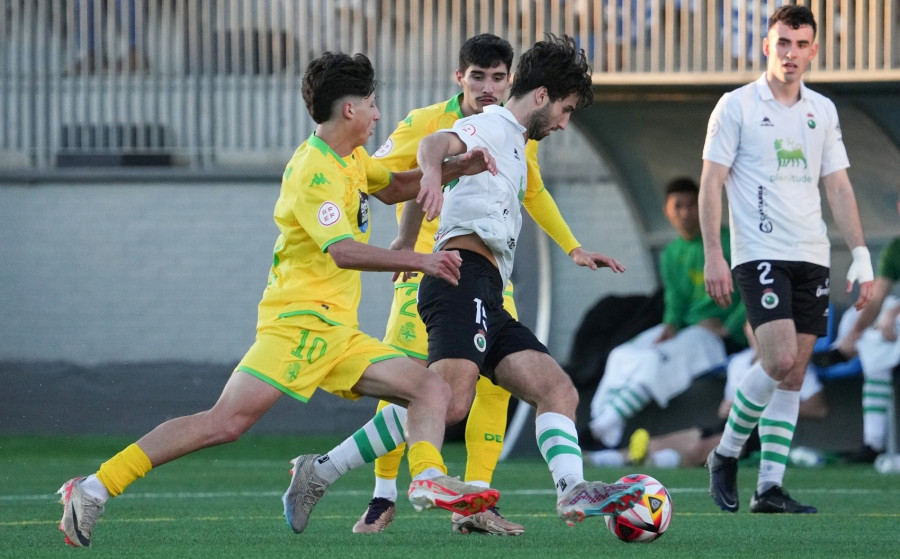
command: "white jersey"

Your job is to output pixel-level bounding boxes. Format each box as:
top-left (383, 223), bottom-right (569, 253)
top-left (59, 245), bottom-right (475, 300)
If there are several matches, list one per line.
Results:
top-left (433, 104), bottom-right (528, 286)
top-left (702, 73), bottom-right (850, 268)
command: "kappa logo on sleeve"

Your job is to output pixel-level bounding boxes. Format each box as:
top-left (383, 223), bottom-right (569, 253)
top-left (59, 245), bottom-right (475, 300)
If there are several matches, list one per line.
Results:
top-left (318, 201), bottom-right (341, 226)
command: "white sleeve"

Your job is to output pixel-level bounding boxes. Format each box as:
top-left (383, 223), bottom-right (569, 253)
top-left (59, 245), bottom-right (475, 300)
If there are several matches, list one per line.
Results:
top-left (819, 99), bottom-right (851, 177)
top-left (450, 114), bottom-right (503, 153)
top-left (702, 92), bottom-right (740, 168)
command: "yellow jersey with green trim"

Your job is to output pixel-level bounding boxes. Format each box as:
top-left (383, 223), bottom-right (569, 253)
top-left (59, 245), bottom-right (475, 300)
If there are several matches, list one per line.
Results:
top-left (257, 134), bottom-right (391, 328)
top-left (371, 93), bottom-right (575, 254)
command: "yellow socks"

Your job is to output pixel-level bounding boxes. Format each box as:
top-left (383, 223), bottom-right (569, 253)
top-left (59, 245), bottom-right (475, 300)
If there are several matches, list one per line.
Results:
top-left (407, 441), bottom-right (446, 479)
top-left (373, 399), bottom-right (406, 479)
top-left (95, 443), bottom-right (152, 497)
top-left (464, 377), bottom-right (510, 484)
top-left (374, 444), bottom-right (406, 479)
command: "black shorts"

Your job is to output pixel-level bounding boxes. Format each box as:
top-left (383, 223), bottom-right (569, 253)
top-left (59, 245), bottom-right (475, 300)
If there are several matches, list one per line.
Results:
top-left (733, 260), bottom-right (830, 337)
top-left (417, 249), bottom-right (549, 380)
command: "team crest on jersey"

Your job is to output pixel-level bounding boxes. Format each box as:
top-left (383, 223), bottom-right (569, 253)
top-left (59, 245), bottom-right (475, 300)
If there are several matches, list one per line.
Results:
top-left (473, 330), bottom-right (487, 352)
top-left (400, 321), bottom-right (417, 342)
top-left (774, 138), bottom-right (808, 170)
top-left (761, 289), bottom-right (779, 310)
top-left (285, 362), bottom-right (301, 382)
top-left (318, 201), bottom-right (341, 226)
top-left (373, 138), bottom-right (393, 158)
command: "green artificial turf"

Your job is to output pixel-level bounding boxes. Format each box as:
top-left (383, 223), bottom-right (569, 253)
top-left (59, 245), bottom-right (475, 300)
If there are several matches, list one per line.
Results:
top-left (3, 435), bottom-right (899, 558)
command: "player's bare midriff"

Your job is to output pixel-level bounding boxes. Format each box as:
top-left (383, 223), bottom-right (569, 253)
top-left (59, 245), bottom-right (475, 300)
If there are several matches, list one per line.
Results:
top-left (441, 233), bottom-right (498, 268)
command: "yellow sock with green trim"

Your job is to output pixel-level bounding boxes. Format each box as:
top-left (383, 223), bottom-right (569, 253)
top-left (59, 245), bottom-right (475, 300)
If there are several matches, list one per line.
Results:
top-left (407, 441), bottom-right (447, 479)
top-left (464, 377), bottom-right (510, 484)
top-left (95, 443), bottom-right (152, 497)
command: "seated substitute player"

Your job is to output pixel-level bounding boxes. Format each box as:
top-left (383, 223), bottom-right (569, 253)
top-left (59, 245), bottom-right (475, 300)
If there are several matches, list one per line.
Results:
top-left (817, 191), bottom-right (900, 463)
top-left (279, 35), bottom-right (646, 530)
top-left (588, 321), bottom-right (828, 469)
top-left (354, 33), bottom-right (603, 536)
top-left (56, 51), bottom-right (500, 548)
top-left (588, 177), bottom-right (746, 450)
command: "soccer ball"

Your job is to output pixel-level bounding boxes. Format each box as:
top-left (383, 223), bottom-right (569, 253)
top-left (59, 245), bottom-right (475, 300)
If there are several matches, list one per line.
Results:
top-left (604, 474), bottom-right (673, 542)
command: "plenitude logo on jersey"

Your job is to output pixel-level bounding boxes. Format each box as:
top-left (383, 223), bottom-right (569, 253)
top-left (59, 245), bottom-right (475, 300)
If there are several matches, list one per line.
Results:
top-left (460, 124), bottom-right (477, 136)
top-left (318, 201), bottom-right (341, 226)
top-left (774, 138), bottom-right (808, 170)
top-left (769, 137), bottom-right (813, 186)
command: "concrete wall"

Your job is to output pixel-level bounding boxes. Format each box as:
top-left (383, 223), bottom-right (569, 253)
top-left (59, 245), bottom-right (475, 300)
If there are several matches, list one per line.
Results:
top-left (0, 128), bottom-right (658, 435)
top-left (0, 138), bottom-right (656, 366)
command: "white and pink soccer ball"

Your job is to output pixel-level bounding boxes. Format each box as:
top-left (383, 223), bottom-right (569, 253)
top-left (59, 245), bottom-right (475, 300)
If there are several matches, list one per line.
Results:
top-left (605, 473), bottom-right (673, 542)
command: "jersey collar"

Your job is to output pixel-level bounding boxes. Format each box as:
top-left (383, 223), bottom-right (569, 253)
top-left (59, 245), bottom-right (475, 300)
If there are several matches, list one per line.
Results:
top-left (446, 93), bottom-right (465, 118)
top-left (755, 72), bottom-right (810, 103)
top-left (483, 104), bottom-right (527, 133)
top-left (308, 133), bottom-right (349, 168)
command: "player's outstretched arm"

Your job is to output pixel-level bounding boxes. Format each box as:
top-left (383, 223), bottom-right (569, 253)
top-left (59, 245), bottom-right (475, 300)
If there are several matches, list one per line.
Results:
top-left (374, 147), bottom-right (495, 206)
top-left (327, 238), bottom-right (463, 286)
top-left (568, 246), bottom-right (626, 272)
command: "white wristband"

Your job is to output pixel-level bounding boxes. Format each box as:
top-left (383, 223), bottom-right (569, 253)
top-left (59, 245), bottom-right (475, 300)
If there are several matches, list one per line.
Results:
top-left (847, 246), bottom-right (874, 284)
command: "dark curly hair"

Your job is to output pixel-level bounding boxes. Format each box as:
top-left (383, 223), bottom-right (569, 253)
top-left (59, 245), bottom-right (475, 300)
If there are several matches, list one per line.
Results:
top-left (768, 5), bottom-right (817, 39)
top-left (458, 33), bottom-right (514, 73)
top-left (302, 52), bottom-right (376, 124)
top-left (509, 34), bottom-right (593, 110)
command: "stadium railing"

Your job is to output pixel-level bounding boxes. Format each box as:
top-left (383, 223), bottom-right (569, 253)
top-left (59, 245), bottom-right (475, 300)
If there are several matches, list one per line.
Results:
top-left (1, 0), bottom-right (898, 170)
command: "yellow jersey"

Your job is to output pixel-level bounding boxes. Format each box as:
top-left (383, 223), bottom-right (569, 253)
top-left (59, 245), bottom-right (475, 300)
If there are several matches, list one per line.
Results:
top-left (257, 133), bottom-right (391, 328)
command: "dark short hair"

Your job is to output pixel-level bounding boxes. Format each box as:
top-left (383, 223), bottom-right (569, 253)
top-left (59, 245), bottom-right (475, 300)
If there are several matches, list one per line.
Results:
top-left (458, 34), bottom-right (514, 74)
top-left (665, 177), bottom-right (699, 197)
top-left (509, 34), bottom-right (593, 110)
top-left (302, 52), bottom-right (376, 124)
top-left (768, 5), bottom-right (817, 39)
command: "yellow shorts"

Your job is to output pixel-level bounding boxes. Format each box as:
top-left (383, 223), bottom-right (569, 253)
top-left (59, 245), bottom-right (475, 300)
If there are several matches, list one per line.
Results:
top-left (382, 276), bottom-right (518, 358)
top-left (236, 313), bottom-right (405, 402)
